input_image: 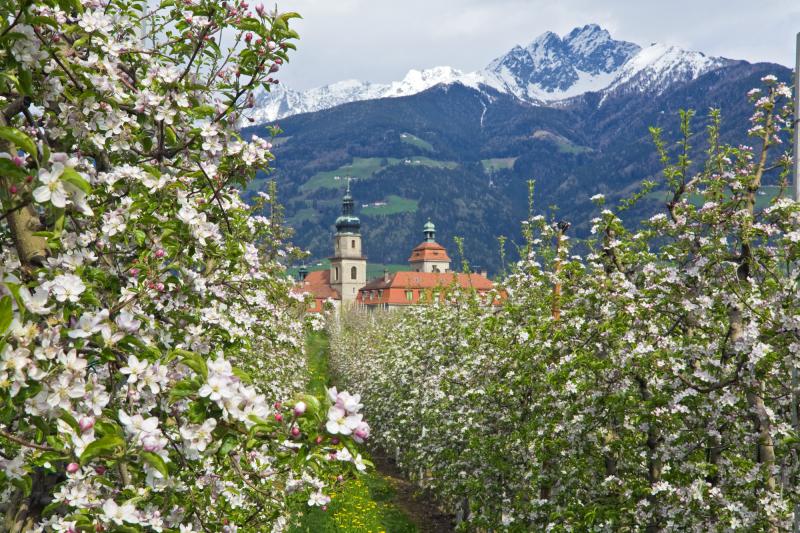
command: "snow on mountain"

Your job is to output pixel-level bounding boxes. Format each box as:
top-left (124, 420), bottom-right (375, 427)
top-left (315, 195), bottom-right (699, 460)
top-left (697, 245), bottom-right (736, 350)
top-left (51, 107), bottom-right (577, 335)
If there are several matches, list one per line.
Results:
top-left (248, 24), bottom-right (732, 123)
top-left (249, 66), bottom-right (467, 123)
top-left (603, 43), bottom-right (733, 97)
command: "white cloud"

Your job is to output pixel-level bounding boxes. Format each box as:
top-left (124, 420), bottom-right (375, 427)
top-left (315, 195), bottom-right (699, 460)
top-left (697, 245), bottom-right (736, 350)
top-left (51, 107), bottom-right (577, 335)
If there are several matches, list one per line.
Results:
top-left (273, 0), bottom-right (799, 90)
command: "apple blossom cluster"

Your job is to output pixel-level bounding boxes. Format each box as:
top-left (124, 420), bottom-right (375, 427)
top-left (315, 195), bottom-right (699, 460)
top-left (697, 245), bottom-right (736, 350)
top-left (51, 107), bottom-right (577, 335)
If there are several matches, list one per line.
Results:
top-left (329, 79), bottom-right (800, 531)
top-left (0, 1), bottom-right (368, 531)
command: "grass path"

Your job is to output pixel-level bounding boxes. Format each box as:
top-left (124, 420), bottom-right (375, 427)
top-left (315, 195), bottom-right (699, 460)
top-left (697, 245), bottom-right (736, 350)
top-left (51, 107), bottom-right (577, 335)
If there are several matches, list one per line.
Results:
top-left (289, 333), bottom-right (452, 533)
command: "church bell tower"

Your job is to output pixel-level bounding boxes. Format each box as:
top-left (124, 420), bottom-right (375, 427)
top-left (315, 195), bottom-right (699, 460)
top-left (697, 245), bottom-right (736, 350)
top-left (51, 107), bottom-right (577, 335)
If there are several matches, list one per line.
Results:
top-left (330, 182), bottom-right (367, 304)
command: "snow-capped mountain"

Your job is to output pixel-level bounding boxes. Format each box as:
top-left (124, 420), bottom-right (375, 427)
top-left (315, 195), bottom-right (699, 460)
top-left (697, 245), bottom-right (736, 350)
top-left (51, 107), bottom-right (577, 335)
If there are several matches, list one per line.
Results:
top-left (249, 24), bottom-right (733, 123)
top-left (249, 66), bottom-right (466, 124)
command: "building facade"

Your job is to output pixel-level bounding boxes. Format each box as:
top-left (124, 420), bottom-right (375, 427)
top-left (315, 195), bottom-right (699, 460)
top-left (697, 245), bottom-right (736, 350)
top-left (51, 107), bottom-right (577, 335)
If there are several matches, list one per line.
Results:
top-left (294, 187), bottom-right (497, 312)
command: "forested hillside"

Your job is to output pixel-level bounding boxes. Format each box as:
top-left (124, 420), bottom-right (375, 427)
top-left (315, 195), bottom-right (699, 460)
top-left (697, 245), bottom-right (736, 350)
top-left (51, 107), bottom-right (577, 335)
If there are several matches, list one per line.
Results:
top-left (245, 62), bottom-right (791, 274)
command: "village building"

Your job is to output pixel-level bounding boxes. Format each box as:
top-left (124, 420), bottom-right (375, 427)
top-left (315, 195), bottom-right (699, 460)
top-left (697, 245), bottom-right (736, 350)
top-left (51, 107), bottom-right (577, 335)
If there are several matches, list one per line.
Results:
top-left (293, 187), bottom-right (496, 312)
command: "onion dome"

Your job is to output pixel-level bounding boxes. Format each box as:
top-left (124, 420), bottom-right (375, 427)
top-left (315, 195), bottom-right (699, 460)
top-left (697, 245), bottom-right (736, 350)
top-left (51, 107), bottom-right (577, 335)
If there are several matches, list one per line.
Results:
top-left (335, 181), bottom-right (360, 233)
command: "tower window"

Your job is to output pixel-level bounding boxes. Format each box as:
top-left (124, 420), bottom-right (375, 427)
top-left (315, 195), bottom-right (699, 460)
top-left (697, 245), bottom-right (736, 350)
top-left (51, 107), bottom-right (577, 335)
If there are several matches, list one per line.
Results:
top-left (350, 266), bottom-right (357, 280)
top-left (334, 267), bottom-right (339, 281)
top-left (351, 239), bottom-right (356, 249)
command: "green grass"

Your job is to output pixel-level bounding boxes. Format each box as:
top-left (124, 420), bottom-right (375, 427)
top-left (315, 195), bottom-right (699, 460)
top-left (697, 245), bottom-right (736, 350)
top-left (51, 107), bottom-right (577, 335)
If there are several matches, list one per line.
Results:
top-left (400, 133), bottom-right (434, 152)
top-left (289, 333), bottom-right (418, 533)
top-left (301, 158), bottom-right (396, 192)
top-left (532, 130), bottom-right (593, 155)
top-left (362, 196), bottom-right (419, 217)
top-left (300, 157), bottom-right (459, 193)
top-left (481, 157), bottom-right (517, 172)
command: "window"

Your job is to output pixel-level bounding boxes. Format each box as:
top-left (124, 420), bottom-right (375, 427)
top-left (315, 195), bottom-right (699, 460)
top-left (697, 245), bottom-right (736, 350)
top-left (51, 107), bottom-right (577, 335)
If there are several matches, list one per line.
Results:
top-left (351, 239), bottom-right (356, 249)
top-left (406, 290), bottom-right (414, 302)
top-left (351, 266), bottom-right (357, 280)
top-left (432, 265), bottom-right (440, 273)
top-left (378, 289), bottom-right (384, 298)
top-left (334, 267), bottom-right (339, 281)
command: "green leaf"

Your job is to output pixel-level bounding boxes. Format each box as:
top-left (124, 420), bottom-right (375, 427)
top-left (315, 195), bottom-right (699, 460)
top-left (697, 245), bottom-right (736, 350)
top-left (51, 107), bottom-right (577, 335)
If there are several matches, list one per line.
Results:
top-left (232, 367), bottom-right (253, 383)
top-left (174, 349), bottom-right (208, 379)
top-left (0, 295), bottom-right (12, 335)
top-left (18, 69), bottom-right (33, 97)
top-left (0, 126), bottom-right (37, 159)
top-left (12, 476), bottom-right (32, 497)
top-left (0, 158), bottom-right (29, 180)
top-left (168, 378), bottom-right (200, 404)
top-left (79, 434), bottom-right (125, 465)
top-left (141, 451), bottom-right (169, 478)
top-left (218, 434), bottom-right (238, 457)
top-left (61, 167), bottom-right (92, 194)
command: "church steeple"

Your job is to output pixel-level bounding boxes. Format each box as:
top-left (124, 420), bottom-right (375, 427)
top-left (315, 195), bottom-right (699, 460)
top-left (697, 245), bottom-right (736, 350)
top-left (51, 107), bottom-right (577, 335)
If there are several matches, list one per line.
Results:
top-left (423, 219), bottom-right (436, 242)
top-left (330, 180), bottom-right (366, 305)
top-left (335, 180), bottom-right (360, 234)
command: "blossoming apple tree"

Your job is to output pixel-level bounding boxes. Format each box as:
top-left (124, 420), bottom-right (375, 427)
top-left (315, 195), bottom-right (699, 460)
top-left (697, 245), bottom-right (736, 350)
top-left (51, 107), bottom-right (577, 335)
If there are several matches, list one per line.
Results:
top-left (0, 0), bottom-right (368, 531)
top-left (329, 77), bottom-right (800, 531)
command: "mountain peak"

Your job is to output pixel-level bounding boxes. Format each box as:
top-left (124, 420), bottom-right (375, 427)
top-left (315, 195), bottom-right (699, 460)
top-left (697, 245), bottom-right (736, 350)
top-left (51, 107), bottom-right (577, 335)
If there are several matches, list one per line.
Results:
top-left (248, 24), bottom-right (731, 122)
top-left (486, 24), bottom-right (641, 95)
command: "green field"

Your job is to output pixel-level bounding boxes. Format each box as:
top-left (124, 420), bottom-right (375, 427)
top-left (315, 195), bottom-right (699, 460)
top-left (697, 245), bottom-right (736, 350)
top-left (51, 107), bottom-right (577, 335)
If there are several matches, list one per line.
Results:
top-left (532, 130), bottom-right (593, 155)
top-left (301, 157), bottom-right (459, 192)
top-left (400, 132), bottom-right (434, 152)
top-left (362, 195), bottom-right (419, 217)
top-left (481, 157), bottom-right (517, 172)
top-left (301, 158), bottom-right (397, 192)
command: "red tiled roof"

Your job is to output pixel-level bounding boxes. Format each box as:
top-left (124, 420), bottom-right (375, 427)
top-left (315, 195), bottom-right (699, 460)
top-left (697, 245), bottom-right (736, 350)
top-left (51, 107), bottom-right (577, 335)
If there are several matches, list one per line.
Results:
top-left (361, 271), bottom-right (493, 292)
top-left (292, 270), bottom-right (340, 300)
top-left (408, 241), bottom-right (451, 262)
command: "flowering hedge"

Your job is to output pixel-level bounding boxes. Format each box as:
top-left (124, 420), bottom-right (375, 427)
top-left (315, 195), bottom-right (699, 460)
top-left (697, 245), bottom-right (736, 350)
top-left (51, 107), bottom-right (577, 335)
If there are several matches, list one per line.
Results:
top-left (329, 78), bottom-right (800, 531)
top-left (0, 1), bottom-right (368, 531)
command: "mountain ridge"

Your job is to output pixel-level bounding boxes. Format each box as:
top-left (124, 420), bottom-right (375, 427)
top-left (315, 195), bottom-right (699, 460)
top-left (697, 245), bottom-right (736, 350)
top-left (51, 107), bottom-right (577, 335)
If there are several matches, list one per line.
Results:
top-left (249, 24), bottom-right (734, 123)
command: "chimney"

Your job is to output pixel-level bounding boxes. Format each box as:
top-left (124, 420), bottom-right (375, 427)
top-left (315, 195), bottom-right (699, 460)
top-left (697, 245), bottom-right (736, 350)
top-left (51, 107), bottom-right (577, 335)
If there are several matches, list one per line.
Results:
top-left (383, 269), bottom-right (390, 283)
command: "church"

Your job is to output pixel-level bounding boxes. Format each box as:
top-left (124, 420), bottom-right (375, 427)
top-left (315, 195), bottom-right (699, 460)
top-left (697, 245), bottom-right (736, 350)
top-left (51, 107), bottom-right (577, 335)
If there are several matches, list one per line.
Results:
top-left (294, 186), bottom-right (497, 312)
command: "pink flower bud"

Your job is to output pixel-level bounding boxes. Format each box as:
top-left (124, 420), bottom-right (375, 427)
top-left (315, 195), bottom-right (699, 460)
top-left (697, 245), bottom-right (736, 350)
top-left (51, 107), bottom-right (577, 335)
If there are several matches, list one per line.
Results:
top-left (95, 465), bottom-right (107, 475)
top-left (245, 32), bottom-right (252, 43)
top-left (25, 175), bottom-right (33, 183)
top-left (78, 417), bottom-right (94, 432)
top-left (315, 436), bottom-right (323, 444)
top-left (322, 505), bottom-right (328, 511)
top-left (274, 401), bottom-right (282, 409)
top-left (274, 413), bottom-right (283, 422)
top-left (155, 282), bottom-right (165, 292)
top-left (154, 249), bottom-right (165, 258)
top-left (129, 268), bottom-right (139, 277)
top-left (9, 185), bottom-right (17, 194)
top-left (66, 462), bottom-right (80, 474)
top-left (291, 426), bottom-right (301, 437)
top-left (331, 437), bottom-right (340, 445)
top-left (11, 155), bottom-right (25, 167)
top-left (267, 41), bottom-right (276, 51)
top-left (337, 475), bottom-right (343, 482)
top-left (269, 64), bottom-right (279, 73)
top-left (293, 401), bottom-right (306, 416)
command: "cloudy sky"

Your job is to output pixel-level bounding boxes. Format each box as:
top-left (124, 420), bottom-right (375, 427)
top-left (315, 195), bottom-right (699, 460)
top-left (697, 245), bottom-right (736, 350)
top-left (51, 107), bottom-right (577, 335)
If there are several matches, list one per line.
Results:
top-left (274, 0), bottom-right (799, 90)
